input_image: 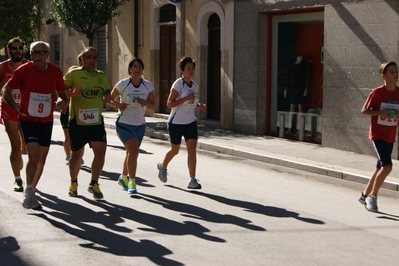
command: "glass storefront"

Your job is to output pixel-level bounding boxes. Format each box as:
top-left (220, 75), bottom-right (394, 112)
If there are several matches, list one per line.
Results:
top-left (270, 12), bottom-right (324, 143)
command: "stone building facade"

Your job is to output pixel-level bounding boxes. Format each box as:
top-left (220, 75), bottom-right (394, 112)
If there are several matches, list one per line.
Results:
top-left (39, 0), bottom-right (399, 157)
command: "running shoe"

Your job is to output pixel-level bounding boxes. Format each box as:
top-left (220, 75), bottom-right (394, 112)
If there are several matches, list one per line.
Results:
top-left (358, 193), bottom-right (366, 206)
top-left (13, 179), bottom-right (24, 192)
top-left (69, 182), bottom-right (78, 197)
top-left (31, 193), bottom-right (42, 210)
top-left (118, 175), bottom-right (129, 190)
top-left (88, 183), bottom-right (103, 200)
top-left (65, 155), bottom-right (71, 165)
top-left (187, 178), bottom-right (202, 189)
top-left (128, 179), bottom-right (137, 194)
top-left (365, 195), bottom-right (378, 212)
top-left (22, 188), bottom-right (34, 209)
top-left (157, 163), bottom-right (168, 183)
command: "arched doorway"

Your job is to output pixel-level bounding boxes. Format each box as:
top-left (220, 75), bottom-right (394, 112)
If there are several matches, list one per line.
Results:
top-left (206, 13), bottom-right (221, 120)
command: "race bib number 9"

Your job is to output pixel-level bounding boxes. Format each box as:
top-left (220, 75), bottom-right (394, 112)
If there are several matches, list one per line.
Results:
top-left (78, 108), bottom-right (99, 124)
top-left (378, 102), bottom-right (399, 126)
top-left (28, 92), bottom-right (51, 117)
top-left (12, 89), bottom-right (20, 103)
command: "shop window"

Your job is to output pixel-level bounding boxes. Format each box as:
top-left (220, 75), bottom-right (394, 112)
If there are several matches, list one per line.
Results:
top-left (270, 12), bottom-right (324, 142)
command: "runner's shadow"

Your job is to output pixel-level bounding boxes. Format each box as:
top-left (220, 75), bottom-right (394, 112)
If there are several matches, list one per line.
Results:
top-left (107, 144), bottom-right (153, 155)
top-left (139, 192), bottom-right (266, 232)
top-left (79, 166), bottom-right (154, 188)
top-left (50, 140), bottom-right (64, 146)
top-left (376, 211), bottom-right (399, 221)
top-left (81, 197), bottom-right (226, 243)
top-left (0, 236), bottom-right (27, 266)
top-left (33, 191), bottom-right (181, 265)
top-left (166, 185), bottom-right (324, 225)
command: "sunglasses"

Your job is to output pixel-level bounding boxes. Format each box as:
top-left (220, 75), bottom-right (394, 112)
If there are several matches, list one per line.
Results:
top-left (31, 50), bottom-right (48, 56)
top-left (10, 46), bottom-right (24, 51)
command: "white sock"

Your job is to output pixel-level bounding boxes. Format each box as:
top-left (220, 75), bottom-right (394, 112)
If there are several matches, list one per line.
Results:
top-left (15, 176), bottom-right (21, 180)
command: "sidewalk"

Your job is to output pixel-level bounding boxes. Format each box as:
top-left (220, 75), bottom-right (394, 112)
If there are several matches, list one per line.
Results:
top-left (57, 111), bottom-right (399, 192)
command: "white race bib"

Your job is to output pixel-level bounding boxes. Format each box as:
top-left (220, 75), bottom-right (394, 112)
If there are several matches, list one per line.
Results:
top-left (377, 102), bottom-right (399, 126)
top-left (183, 97), bottom-right (199, 108)
top-left (127, 91), bottom-right (146, 107)
top-left (12, 89), bottom-right (20, 103)
top-left (27, 92), bottom-right (51, 117)
top-left (78, 108), bottom-right (99, 124)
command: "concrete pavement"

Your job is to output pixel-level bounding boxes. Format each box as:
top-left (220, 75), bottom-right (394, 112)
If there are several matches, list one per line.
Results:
top-left (55, 110), bottom-right (399, 193)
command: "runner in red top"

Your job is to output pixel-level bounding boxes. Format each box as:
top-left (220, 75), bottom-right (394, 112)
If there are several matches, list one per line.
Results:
top-left (2, 41), bottom-right (68, 209)
top-left (358, 61), bottom-right (399, 212)
top-left (0, 37), bottom-right (28, 193)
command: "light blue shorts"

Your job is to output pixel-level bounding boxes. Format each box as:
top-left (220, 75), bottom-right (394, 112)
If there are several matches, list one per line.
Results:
top-left (115, 121), bottom-right (146, 146)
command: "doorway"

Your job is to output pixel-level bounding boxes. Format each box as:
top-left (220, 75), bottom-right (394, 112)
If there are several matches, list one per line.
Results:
top-left (207, 13), bottom-right (221, 120)
top-left (159, 25), bottom-right (176, 114)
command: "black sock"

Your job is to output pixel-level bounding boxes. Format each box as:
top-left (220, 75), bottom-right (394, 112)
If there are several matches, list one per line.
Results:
top-left (90, 180), bottom-right (98, 186)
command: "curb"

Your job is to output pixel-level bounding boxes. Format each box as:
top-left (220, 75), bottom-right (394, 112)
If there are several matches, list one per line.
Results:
top-left (54, 112), bottom-right (399, 192)
top-left (144, 127), bottom-right (398, 192)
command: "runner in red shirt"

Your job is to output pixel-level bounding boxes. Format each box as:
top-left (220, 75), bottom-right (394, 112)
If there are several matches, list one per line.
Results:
top-left (2, 41), bottom-right (68, 209)
top-left (0, 37), bottom-right (28, 193)
top-left (358, 61), bottom-right (399, 212)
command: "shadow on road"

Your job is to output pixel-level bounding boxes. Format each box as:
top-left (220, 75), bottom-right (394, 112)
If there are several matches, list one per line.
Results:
top-left (32, 190), bottom-right (181, 265)
top-left (31, 188), bottom-right (243, 264)
top-left (0, 236), bottom-right (28, 266)
top-left (78, 165), bottom-right (155, 189)
top-left (139, 192), bottom-right (267, 232)
top-left (376, 212), bottom-right (399, 222)
top-left (165, 185), bottom-right (325, 225)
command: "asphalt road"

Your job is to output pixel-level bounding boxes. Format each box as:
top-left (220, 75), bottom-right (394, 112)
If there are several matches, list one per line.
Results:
top-left (1, 121), bottom-right (399, 265)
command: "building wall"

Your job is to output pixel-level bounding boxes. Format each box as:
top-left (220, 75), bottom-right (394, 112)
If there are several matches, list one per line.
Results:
top-left (235, 0), bottom-right (399, 156)
top-left (149, 0), bottom-right (235, 129)
top-left (39, 2), bottom-right (89, 74)
top-left (323, 1), bottom-right (399, 156)
top-left (234, 3), bottom-right (263, 135)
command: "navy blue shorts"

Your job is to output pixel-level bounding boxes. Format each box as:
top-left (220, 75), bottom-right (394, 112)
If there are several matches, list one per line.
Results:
top-left (19, 120), bottom-right (53, 147)
top-left (372, 139), bottom-right (393, 168)
top-left (116, 121), bottom-right (146, 146)
top-left (69, 117), bottom-right (107, 151)
top-left (168, 121), bottom-right (198, 145)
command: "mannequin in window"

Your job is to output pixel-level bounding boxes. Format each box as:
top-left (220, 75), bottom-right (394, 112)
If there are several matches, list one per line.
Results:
top-left (284, 56), bottom-right (311, 134)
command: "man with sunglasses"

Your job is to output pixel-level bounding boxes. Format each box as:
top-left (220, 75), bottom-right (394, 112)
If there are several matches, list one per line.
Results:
top-left (2, 41), bottom-right (68, 209)
top-left (0, 37), bottom-right (28, 193)
top-left (64, 47), bottom-right (110, 200)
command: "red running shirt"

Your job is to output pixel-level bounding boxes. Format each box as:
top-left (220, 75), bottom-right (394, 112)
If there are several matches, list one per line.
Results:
top-left (363, 85), bottom-right (399, 143)
top-left (7, 62), bottom-right (65, 123)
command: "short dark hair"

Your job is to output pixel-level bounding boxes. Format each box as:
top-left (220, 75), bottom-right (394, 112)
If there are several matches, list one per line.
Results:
top-left (128, 58), bottom-right (144, 74)
top-left (179, 56), bottom-right (196, 72)
top-left (380, 61), bottom-right (397, 75)
top-left (7, 37), bottom-right (24, 49)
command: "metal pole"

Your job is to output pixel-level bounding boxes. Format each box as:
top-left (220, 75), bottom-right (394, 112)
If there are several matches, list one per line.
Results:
top-left (299, 115), bottom-right (305, 141)
top-left (279, 114), bottom-right (285, 138)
